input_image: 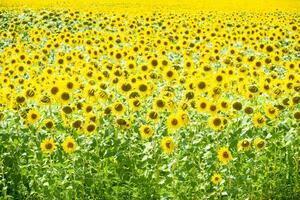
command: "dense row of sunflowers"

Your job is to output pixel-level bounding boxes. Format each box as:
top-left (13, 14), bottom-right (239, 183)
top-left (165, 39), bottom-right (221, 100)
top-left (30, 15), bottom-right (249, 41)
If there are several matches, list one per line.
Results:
top-left (0, 7), bottom-right (299, 199)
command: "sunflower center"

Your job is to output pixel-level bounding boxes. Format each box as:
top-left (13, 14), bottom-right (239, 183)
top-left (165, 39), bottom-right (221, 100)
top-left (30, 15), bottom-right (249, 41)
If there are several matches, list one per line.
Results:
top-left (16, 96), bottom-right (25, 103)
top-left (233, 102), bottom-right (242, 110)
top-left (151, 59), bottom-right (158, 67)
top-left (67, 82), bottom-right (74, 89)
top-left (156, 100), bottom-right (165, 108)
top-left (186, 92), bottom-right (194, 100)
top-left (46, 121), bottom-right (53, 128)
top-left (213, 118), bottom-right (221, 126)
top-left (144, 127), bottom-right (150, 134)
top-left (139, 84), bottom-right (147, 92)
top-left (166, 141), bottom-right (171, 149)
top-left (61, 92), bottom-right (70, 101)
top-left (210, 105), bottom-right (217, 111)
top-left (198, 82), bottom-right (206, 89)
top-left (257, 141), bottom-right (265, 148)
top-left (63, 106), bottom-right (72, 114)
top-left (216, 75), bottom-right (223, 82)
top-left (51, 87), bottom-right (59, 95)
top-left (221, 102), bottom-right (228, 108)
top-left (31, 113), bottom-right (37, 119)
top-left (117, 119), bottom-right (127, 126)
top-left (257, 117), bottom-right (265, 124)
top-left (200, 102), bottom-right (207, 109)
top-left (242, 141), bottom-right (249, 147)
top-left (268, 108), bottom-right (275, 114)
top-left (167, 71), bottom-right (173, 77)
top-left (294, 112), bottom-right (300, 119)
top-left (248, 85), bottom-right (258, 93)
top-left (222, 151), bottom-right (229, 158)
top-left (88, 89), bottom-right (95, 96)
top-left (87, 124), bottom-right (95, 132)
top-left (67, 142), bottom-right (74, 148)
top-left (141, 65), bottom-right (148, 71)
top-left (26, 89), bottom-right (35, 97)
top-left (45, 143), bottom-right (53, 150)
top-left (85, 106), bottom-right (92, 112)
top-left (171, 119), bottom-right (178, 126)
top-left (122, 84), bottom-right (132, 92)
top-left (149, 111), bottom-right (158, 119)
top-left (114, 104), bottom-right (123, 111)
top-left (244, 107), bottom-right (253, 114)
top-left (133, 100), bottom-right (140, 107)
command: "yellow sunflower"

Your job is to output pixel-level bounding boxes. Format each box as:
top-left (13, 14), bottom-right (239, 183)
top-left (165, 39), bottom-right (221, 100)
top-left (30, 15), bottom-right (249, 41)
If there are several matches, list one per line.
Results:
top-left (166, 113), bottom-right (183, 133)
top-left (253, 137), bottom-right (266, 151)
top-left (40, 138), bottom-right (56, 154)
top-left (264, 104), bottom-right (279, 119)
top-left (217, 147), bottom-right (233, 164)
top-left (237, 139), bottom-right (251, 152)
top-left (139, 125), bottom-right (154, 139)
top-left (161, 136), bottom-right (176, 155)
top-left (211, 173), bottom-right (222, 185)
top-left (252, 113), bottom-right (266, 128)
top-left (208, 116), bottom-right (224, 131)
top-left (43, 119), bottom-right (55, 130)
top-left (147, 110), bottom-right (159, 123)
top-left (62, 136), bottom-right (77, 153)
top-left (112, 101), bottom-right (126, 116)
top-left (27, 109), bottom-right (41, 125)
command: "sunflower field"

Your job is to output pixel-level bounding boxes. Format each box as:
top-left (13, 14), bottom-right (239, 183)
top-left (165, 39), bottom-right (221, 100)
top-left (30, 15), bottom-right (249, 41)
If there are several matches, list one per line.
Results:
top-left (0, 0), bottom-right (299, 199)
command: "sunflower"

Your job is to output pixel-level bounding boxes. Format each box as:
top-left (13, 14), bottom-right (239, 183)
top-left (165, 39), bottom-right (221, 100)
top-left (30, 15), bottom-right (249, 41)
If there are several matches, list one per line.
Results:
top-left (294, 111), bottom-right (300, 120)
top-left (153, 98), bottom-right (167, 112)
top-left (49, 85), bottom-right (60, 97)
top-left (166, 113), bottom-right (183, 132)
top-left (208, 116), bottom-right (224, 131)
top-left (163, 67), bottom-right (178, 82)
top-left (129, 98), bottom-right (142, 111)
top-left (136, 81), bottom-right (150, 96)
top-left (139, 125), bottom-right (154, 139)
top-left (62, 136), bottom-right (77, 153)
top-left (82, 103), bottom-right (93, 115)
top-left (179, 101), bottom-right (189, 111)
top-left (147, 110), bottom-right (159, 122)
top-left (58, 91), bottom-right (71, 104)
top-left (252, 113), bottom-right (266, 128)
top-left (43, 119), bottom-right (55, 130)
top-left (62, 105), bottom-right (73, 115)
top-left (118, 80), bottom-right (132, 94)
top-left (40, 138), bottom-right (56, 154)
top-left (237, 139), bottom-right (251, 152)
top-left (264, 104), bottom-right (279, 119)
top-left (27, 109), bottom-right (41, 125)
top-left (253, 137), bottom-right (266, 151)
top-left (116, 118), bottom-right (131, 129)
top-left (15, 95), bottom-right (26, 104)
top-left (217, 147), bottom-right (233, 164)
top-left (161, 136), bottom-right (176, 155)
top-left (211, 173), bottom-right (222, 185)
top-left (84, 122), bottom-right (97, 135)
top-left (72, 119), bottom-right (82, 130)
top-left (232, 101), bottom-right (243, 111)
top-left (196, 98), bottom-right (208, 113)
top-left (178, 110), bottom-right (189, 126)
top-left (112, 101), bottom-right (126, 116)
top-left (244, 106), bottom-right (254, 114)
top-left (219, 100), bottom-right (230, 112)
top-left (195, 79), bottom-right (207, 92)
